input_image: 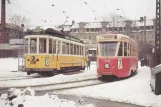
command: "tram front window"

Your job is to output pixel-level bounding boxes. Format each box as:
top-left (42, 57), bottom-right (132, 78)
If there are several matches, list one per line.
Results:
top-left (30, 38), bottom-right (37, 53)
top-left (99, 42), bottom-right (118, 56)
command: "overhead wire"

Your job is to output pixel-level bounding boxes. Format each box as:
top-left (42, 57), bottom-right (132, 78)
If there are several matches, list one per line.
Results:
top-left (78, 0), bottom-right (97, 22)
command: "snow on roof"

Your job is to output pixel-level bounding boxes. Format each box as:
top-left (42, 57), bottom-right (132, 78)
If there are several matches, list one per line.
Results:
top-left (107, 21), bottom-right (126, 27)
top-left (84, 22), bottom-right (102, 28)
top-left (71, 23), bottom-right (79, 29)
top-left (131, 19), bottom-right (154, 27)
top-left (63, 25), bottom-right (71, 31)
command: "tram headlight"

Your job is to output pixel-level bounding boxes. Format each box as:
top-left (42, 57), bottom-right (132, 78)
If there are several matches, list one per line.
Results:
top-left (105, 64), bottom-right (110, 69)
top-left (30, 56), bottom-right (35, 61)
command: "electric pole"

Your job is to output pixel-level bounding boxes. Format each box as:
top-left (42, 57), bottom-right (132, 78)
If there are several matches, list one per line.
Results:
top-left (155, 0), bottom-right (161, 66)
top-left (0, 0), bottom-right (6, 43)
top-left (144, 16), bottom-right (147, 59)
top-left (140, 16), bottom-right (147, 60)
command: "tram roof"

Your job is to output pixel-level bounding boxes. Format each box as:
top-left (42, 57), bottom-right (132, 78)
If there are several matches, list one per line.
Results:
top-left (97, 34), bottom-right (138, 47)
top-left (25, 27), bottom-right (84, 44)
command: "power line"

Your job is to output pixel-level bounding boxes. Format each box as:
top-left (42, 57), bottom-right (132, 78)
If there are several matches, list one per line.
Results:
top-left (35, 0), bottom-right (73, 24)
top-left (11, 2), bottom-right (38, 17)
top-left (78, 0), bottom-right (97, 21)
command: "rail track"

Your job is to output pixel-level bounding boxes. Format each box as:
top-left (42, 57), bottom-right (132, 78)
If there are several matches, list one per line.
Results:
top-left (0, 78), bottom-right (104, 95)
top-left (0, 75), bottom-right (44, 81)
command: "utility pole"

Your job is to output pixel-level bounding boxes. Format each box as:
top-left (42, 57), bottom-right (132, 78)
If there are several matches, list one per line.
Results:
top-left (154, 0), bottom-right (161, 66)
top-left (144, 16), bottom-right (147, 59)
top-left (140, 16), bottom-right (147, 60)
top-left (1, 0), bottom-right (6, 43)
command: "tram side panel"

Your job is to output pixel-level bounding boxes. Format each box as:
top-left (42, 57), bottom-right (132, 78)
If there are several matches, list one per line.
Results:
top-left (25, 55), bottom-right (86, 73)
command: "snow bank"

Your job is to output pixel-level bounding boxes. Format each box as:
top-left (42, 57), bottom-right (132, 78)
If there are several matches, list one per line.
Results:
top-left (0, 88), bottom-right (95, 107)
top-left (53, 66), bottom-right (161, 107)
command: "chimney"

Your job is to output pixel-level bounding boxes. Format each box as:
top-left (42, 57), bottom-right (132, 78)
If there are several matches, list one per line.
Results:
top-left (72, 20), bottom-right (75, 25)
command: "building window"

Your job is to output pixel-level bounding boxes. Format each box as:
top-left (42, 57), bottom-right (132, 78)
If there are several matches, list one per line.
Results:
top-left (86, 28), bottom-right (89, 32)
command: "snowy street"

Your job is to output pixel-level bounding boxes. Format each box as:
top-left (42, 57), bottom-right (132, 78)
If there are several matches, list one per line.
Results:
top-left (0, 58), bottom-right (161, 107)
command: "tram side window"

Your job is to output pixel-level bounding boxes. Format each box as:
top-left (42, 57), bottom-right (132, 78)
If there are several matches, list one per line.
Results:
top-left (131, 45), bottom-right (134, 56)
top-left (124, 42), bottom-right (127, 56)
top-left (30, 38), bottom-right (37, 53)
top-left (53, 40), bottom-right (56, 54)
top-left (74, 45), bottom-right (76, 55)
top-left (49, 39), bottom-right (52, 54)
top-left (25, 39), bottom-right (28, 53)
top-left (70, 44), bottom-right (73, 54)
top-left (80, 46), bottom-right (82, 55)
top-left (82, 47), bottom-right (84, 55)
top-left (62, 42), bottom-right (66, 54)
top-left (66, 43), bottom-right (69, 54)
top-left (58, 41), bottom-right (61, 54)
top-left (39, 38), bottom-right (46, 53)
top-left (118, 42), bottom-right (123, 56)
top-left (77, 45), bottom-right (79, 55)
top-left (129, 44), bottom-right (131, 56)
top-left (127, 43), bottom-right (130, 56)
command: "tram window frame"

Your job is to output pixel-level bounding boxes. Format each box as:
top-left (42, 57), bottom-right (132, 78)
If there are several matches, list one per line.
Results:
top-left (30, 38), bottom-right (37, 54)
top-left (53, 40), bottom-right (56, 54)
top-left (118, 41), bottom-right (123, 56)
top-left (39, 38), bottom-right (47, 54)
top-left (49, 39), bottom-right (52, 54)
top-left (124, 42), bottom-right (127, 56)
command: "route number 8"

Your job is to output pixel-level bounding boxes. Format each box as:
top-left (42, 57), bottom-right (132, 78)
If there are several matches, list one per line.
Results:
top-left (45, 57), bottom-right (49, 66)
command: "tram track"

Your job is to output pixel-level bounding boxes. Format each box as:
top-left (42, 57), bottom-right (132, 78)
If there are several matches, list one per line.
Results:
top-left (0, 78), bottom-right (104, 94)
top-left (0, 77), bottom-right (43, 81)
top-left (0, 76), bottom-right (44, 81)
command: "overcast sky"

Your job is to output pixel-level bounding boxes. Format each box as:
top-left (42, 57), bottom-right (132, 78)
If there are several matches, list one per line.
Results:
top-left (3, 0), bottom-right (155, 26)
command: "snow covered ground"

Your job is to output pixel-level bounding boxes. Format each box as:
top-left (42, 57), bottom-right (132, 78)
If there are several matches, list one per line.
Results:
top-left (53, 63), bottom-right (161, 107)
top-left (0, 88), bottom-right (95, 107)
top-left (0, 58), bottom-right (27, 78)
top-left (0, 58), bottom-right (97, 88)
top-left (2, 58), bottom-right (161, 107)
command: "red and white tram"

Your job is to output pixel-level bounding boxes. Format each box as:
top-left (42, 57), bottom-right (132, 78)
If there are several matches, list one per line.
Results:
top-left (97, 34), bottom-right (138, 78)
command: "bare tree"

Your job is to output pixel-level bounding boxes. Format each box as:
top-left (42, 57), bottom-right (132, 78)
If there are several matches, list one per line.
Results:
top-left (8, 14), bottom-right (30, 29)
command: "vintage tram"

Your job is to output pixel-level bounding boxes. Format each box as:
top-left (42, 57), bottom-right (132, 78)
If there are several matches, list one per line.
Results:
top-left (24, 28), bottom-right (86, 76)
top-left (97, 34), bottom-right (138, 78)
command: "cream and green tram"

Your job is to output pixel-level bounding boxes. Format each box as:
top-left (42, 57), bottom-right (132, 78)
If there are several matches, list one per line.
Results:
top-left (24, 34), bottom-right (86, 76)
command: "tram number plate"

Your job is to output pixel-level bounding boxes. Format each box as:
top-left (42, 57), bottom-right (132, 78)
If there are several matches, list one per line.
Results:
top-left (118, 59), bottom-right (123, 69)
top-left (45, 57), bottom-right (50, 66)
